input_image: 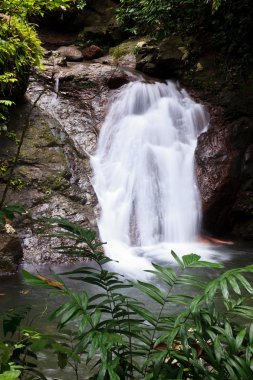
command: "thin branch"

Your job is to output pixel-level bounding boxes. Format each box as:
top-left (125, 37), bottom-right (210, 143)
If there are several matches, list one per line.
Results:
top-left (0, 89), bottom-right (46, 209)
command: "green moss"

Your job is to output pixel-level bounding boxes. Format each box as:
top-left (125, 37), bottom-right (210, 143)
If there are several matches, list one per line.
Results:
top-left (9, 177), bottom-right (26, 190)
top-left (38, 172), bottom-right (70, 194)
top-left (109, 38), bottom-right (147, 60)
top-left (50, 175), bottom-right (70, 191)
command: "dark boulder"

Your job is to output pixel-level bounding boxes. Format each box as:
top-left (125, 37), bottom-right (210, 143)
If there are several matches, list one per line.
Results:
top-left (107, 72), bottom-right (130, 89)
top-left (0, 233), bottom-right (23, 274)
top-left (135, 37), bottom-right (189, 78)
top-left (82, 45), bottom-right (103, 60)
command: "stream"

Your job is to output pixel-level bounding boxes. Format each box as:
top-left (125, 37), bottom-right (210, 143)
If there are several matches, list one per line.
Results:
top-left (1, 242), bottom-right (253, 379)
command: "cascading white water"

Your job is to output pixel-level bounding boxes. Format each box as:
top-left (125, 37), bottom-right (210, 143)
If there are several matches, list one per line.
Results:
top-left (91, 80), bottom-right (209, 268)
top-left (54, 75), bottom-right (60, 94)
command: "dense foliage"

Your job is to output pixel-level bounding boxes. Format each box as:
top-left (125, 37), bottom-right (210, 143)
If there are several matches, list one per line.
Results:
top-left (0, 16), bottom-right (42, 104)
top-left (0, 0), bottom-right (71, 16)
top-left (0, 0), bottom-right (89, 123)
top-left (2, 219), bottom-right (253, 379)
top-left (0, 306), bottom-right (48, 379)
top-left (117, 0), bottom-right (253, 65)
top-left (0, 0), bottom-right (74, 121)
top-left (72, 0), bottom-right (87, 10)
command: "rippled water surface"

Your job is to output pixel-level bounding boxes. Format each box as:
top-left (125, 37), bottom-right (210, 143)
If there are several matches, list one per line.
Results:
top-left (0, 243), bottom-right (253, 379)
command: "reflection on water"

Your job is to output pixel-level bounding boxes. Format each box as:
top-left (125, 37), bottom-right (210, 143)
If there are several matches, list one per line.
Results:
top-left (0, 242), bottom-right (253, 379)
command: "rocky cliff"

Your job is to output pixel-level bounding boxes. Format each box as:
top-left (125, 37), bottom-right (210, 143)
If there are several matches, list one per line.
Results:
top-left (0, 48), bottom-right (136, 271)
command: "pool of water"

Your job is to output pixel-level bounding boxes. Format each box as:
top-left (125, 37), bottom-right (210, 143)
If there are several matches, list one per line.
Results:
top-left (0, 242), bottom-right (253, 379)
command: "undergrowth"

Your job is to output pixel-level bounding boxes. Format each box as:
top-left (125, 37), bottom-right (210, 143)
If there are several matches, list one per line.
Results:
top-left (1, 218), bottom-right (252, 379)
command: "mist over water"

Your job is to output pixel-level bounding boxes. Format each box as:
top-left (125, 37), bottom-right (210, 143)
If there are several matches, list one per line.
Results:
top-left (91, 81), bottom-right (214, 275)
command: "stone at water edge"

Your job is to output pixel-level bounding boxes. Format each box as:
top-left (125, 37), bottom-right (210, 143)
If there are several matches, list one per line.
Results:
top-left (107, 72), bottom-right (130, 89)
top-left (0, 233), bottom-right (23, 274)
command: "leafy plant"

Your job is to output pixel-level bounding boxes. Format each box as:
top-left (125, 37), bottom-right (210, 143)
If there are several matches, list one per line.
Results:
top-left (72, 0), bottom-right (87, 10)
top-left (0, 306), bottom-right (49, 379)
top-left (0, 15), bottom-right (43, 122)
top-left (0, 0), bottom-right (71, 17)
top-left (116, 0), bottom-right (208, 39)
top-left (116, 0), bottom-right (253, 72)
top-left (22, 219), bottom-right (253, 379)
top-left (0, 0), bottom-right (74, 122)
top-left (0, 203), bottom-right (25, 225)
top-left (0, 15), bottom-right (43, 91)
top-left (36, 217), bottom-right (105, 259)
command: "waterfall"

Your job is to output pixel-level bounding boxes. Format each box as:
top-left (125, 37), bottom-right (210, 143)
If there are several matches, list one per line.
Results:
top-left (54, 73), bottom-right (61, 96)
top-left (91, 80), bottom-right (209, 267)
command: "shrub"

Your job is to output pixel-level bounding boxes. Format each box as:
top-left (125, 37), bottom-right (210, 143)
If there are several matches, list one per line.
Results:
top-left (0, 306), bottom-right (48, 379)
top-left (21, 218), bottom-right (253, 379)
top-left (0, 15), bottom-right (43, 121)
top-left (116, 0), bottom-right (253, 69)
top-left (0, 0), bottom-right (72, 121)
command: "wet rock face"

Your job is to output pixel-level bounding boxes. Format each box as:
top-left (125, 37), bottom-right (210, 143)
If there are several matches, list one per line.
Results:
top-left (29, 60), bottom-right (135, 158)
top-left (186, 61), bottom-right (253, 240)
top-left (3, 56), bottom-right (136, 265)
top-left (196, 110), bottom-right (253, 239)
top-left (0, 234), bottom-right (23, 274)
top-left (0, 104), bottom-right (94, 265)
